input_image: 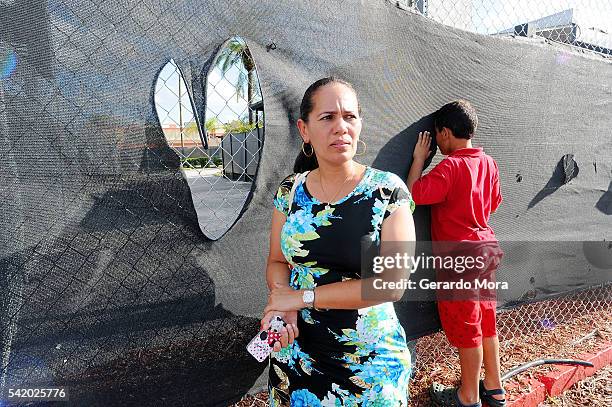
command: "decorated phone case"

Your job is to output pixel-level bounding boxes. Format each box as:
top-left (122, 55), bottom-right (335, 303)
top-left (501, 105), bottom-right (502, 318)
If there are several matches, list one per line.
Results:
top-left (246, 315), bottom-right (287, 362)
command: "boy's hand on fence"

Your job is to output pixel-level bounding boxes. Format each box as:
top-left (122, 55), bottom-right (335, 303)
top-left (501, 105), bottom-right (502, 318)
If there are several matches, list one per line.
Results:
top-left (413, 131), bottom-right (432, 161)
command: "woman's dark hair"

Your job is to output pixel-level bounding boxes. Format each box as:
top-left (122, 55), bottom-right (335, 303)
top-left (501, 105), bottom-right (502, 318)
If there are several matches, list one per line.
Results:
top-left (433, 99), bottom-right (478, 140)
top-left (293, 77), bottom-right (360, 173)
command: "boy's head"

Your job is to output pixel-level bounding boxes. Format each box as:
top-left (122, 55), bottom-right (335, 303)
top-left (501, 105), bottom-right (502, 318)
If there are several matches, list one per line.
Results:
top-left (433, 100), bottom-right (478, 154)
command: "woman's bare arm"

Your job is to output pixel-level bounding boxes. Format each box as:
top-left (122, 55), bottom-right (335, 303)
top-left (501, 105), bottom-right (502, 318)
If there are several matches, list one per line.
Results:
top-left (266, 209), bottom-right (291, 290)
top-left (264, 204), bottom-right (416, 313)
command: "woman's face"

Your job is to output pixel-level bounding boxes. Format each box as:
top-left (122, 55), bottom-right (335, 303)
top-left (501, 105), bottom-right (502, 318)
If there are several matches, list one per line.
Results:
top-left (298, 83), bottom-right (362, 165)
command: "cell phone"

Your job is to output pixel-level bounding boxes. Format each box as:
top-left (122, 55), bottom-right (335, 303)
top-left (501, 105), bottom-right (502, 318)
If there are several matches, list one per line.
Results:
top-left (246, 315), bottom-right (287, 362)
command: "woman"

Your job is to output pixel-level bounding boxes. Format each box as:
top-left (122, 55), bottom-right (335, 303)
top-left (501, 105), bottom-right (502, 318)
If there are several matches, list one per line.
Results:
top-left (261, 77), bottom-right (416, 406)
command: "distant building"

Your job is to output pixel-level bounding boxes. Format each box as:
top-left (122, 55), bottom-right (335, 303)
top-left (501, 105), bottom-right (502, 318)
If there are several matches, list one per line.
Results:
top-left (495, 8), bottom-right (612, 56)
top-left (161, 122), bottom-right (223, 149)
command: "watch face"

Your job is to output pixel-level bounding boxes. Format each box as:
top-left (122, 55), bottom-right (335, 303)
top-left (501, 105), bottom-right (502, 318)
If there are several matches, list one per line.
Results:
top-left (303, 290), bottom-right (314, 303)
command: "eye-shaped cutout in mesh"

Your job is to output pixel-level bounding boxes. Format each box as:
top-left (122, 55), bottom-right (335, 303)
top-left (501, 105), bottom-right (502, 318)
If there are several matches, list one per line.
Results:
top-left (153, 37), bottom-right (264, 240)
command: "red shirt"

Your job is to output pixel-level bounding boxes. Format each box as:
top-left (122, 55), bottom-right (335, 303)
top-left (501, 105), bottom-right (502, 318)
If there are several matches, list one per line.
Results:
top-left (411, 147), bottom-right (502, 242)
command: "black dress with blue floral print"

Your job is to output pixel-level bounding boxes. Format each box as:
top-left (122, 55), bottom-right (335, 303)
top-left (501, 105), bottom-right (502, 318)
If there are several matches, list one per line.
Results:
top-left (268, 167), bottom-right (415, 407)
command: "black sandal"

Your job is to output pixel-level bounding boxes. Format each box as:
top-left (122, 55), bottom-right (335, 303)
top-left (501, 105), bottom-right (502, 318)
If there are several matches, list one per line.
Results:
top-left (430, 382), bottom-right (482, 407)
top-left (479, 380), bottom-right (506, 407)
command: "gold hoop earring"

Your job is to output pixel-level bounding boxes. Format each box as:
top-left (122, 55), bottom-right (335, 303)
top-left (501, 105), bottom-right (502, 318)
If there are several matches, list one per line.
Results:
top-left (301, 142), bottom-right (314, 157)
top-left (355, 140), bottom-right (367, 156)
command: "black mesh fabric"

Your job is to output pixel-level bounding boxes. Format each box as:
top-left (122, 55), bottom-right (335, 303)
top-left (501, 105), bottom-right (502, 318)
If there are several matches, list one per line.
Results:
top-left (1, 0), bottom-right (611, 405)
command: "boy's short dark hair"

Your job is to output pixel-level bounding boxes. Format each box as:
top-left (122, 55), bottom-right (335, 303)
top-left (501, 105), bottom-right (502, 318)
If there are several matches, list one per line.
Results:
top-left (433, 100), bottom-right (478, 140)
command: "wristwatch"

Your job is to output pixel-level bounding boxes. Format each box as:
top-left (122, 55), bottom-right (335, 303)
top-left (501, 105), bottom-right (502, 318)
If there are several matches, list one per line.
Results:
top-left (302, 289), bottom-right (315, 309)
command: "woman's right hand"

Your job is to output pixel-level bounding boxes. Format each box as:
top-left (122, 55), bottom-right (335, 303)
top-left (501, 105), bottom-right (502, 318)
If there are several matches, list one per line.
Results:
top-left (261, 310), bottom-right (299, 352)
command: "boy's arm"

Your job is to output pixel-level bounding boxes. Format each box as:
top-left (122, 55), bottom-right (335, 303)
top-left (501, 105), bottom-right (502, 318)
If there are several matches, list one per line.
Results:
top-left (490, 162), bottom-right (502, 214)
top-left (407, 157), bottom-right (426, 191)
top-left (407, 132), bottom-right (451, 205)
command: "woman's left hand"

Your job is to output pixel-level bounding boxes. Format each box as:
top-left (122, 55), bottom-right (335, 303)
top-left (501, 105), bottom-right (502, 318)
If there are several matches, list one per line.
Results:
top-left (263, 286), bottom-right (303, 314)
top-left (260, 310), bottom-right (299, 352)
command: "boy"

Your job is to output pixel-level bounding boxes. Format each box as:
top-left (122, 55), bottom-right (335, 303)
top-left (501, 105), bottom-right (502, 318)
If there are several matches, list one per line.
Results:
top-left (407, 100), bottom-right (505, 407)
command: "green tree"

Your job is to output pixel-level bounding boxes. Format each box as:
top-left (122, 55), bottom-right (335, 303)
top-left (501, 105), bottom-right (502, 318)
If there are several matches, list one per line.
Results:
top-left (215, 36), bottom-right (260, 123)
top-left (223, 119), bottom-right (256, 134)
top-left (205, 117), bottom-right (220, 133)
top-left (184, 120), bottom-right (199, 134)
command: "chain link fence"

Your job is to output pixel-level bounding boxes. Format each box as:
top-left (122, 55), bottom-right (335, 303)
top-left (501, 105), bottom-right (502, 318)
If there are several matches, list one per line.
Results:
top-left (416, 284), bottom-right (612, 368)
top-left (398, 0), bottom-right (612, 57)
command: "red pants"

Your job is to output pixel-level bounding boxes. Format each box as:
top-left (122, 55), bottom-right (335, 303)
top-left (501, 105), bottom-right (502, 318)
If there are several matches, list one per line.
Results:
top-left (438, 300), bottom-right (497, 348)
